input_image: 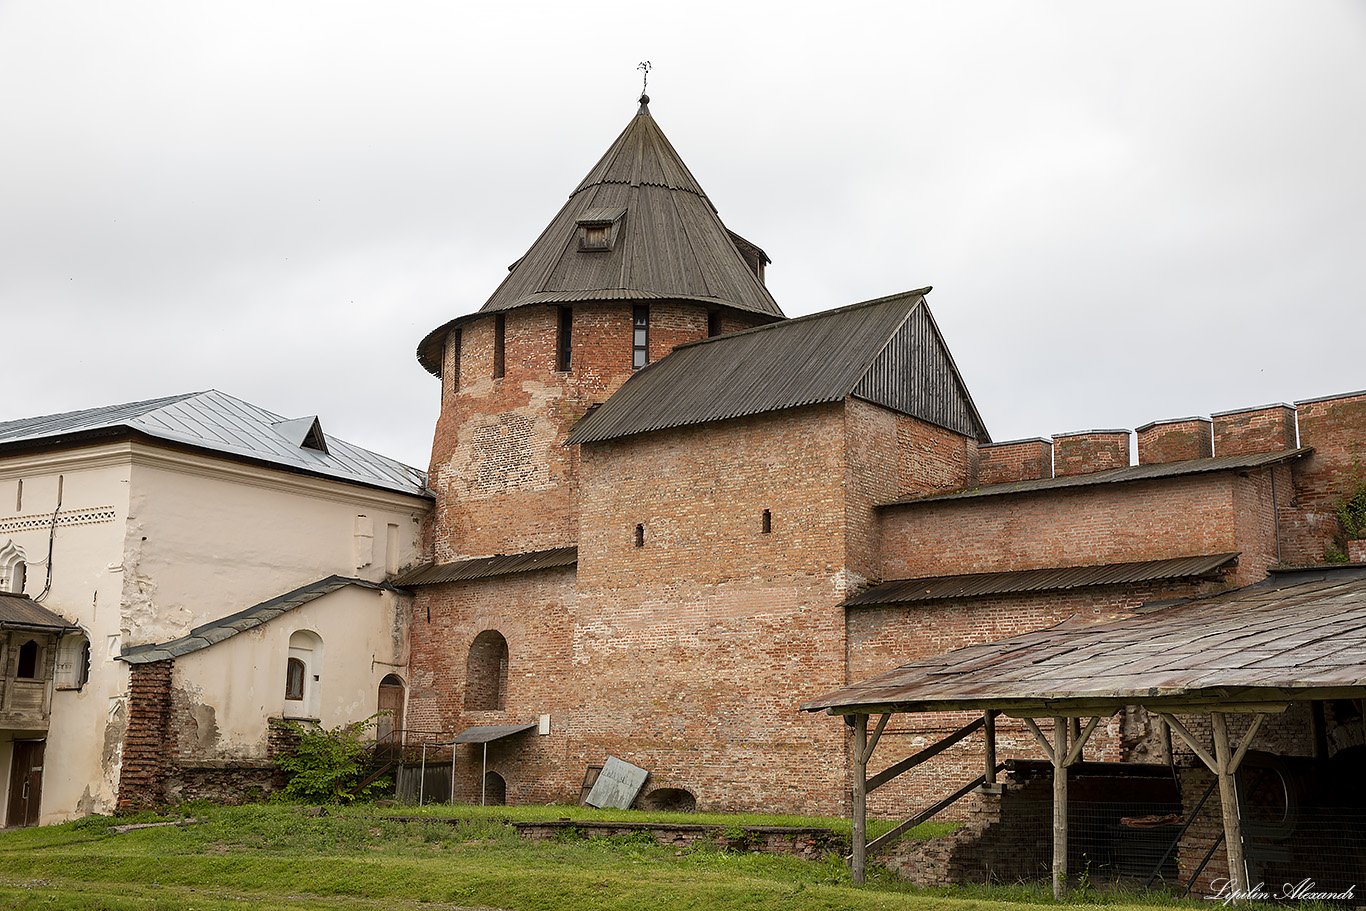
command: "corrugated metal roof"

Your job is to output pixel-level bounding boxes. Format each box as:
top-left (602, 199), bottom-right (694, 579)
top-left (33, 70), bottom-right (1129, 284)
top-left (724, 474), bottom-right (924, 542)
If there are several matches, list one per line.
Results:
top-left (119, 576), bottom-right (383, 664)
top-left (882, 447), bottom-right (1312, 507)
top-left (451, 722), bottom-right (538, 744)
top-left (0, 391), bottom-right (429, 498)
top-left (0, 594), bottom-right (78, 631)
top-left (566, 290), bottom-right (989, 446)
top-left (391, 547), bottom-right (577, 587)
top-left (846, 553), bottom-right (1239, 606)
top-left (416, 98), bottom-right (783, 378)
top-left (804, 565), bottom-right (1366, 715)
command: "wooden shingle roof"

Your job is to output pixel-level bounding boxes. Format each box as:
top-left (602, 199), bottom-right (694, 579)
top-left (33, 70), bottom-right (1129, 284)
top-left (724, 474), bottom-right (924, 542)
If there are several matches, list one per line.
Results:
top-left (804, 565), bottom-right (1366, 716)
top-left (417, 97), bottom-right (783, 376)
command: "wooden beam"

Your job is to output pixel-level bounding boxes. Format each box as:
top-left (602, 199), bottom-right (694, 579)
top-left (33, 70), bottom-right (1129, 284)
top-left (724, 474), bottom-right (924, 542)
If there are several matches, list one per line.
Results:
top-left (851, 714), bottom-right (868, 887)
top-left (1229, 713), bottom-right (1266, 773)
top-left (1022, 716), bottom-right (1055, 763)
top-left (984, 710), bottom-right (998, 786)
top-left (1052, 716), bottom-right (1068, 901)
top-left (862, 770), bottom-right (997, 855)
top-left (859, 713), bottom-right (890, 765)
top-left (1155, 711), bottom-right (1217, 773)
top-left (1062, 715), bottom-right (1103, 767)
top-left (1212, 712), bottom-right (1249, 899)
top-left (865, 716), bottom-right (984, 794)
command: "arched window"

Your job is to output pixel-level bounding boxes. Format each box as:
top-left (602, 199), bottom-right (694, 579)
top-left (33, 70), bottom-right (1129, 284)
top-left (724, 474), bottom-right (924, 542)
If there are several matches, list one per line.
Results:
top-left (464, 630), bottom-right (508, 711)
top-left (16, 640), bottom-right (38, 679)
top-left (0, 541), bottom-right (26, 594)
top-left (285, 658), bottom-right (305, 700)
top-left (285, 630), bottom-right (323, 719)
top-left (55, 633), bottom-right (90, 690)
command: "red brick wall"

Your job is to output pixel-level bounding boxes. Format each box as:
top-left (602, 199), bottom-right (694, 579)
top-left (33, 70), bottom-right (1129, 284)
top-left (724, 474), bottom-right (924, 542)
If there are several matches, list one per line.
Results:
top-left (1213, 404), bottom-right (1297, 456)
top-left (1053, 431), bottom-right (1130, 477)
top-left (1136, 418), bottom-right (1213, 464)
top-left (117, 660), bottom-right (174, 812)
top-left (572, 403), bottom-right (853, 813)
top-left (880, 473), bottom-right (1263, 582)
top-left (406, 567), bottom-right (577, 805)
top-left (978, 439), bottom-right (1053, 485)
top-left (427, 302), bottom-right (769, 562)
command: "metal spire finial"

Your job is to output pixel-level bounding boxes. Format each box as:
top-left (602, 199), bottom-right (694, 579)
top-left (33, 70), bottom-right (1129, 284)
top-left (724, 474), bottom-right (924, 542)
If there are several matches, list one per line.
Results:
top-left (637, 61), bottom-right (652, 107)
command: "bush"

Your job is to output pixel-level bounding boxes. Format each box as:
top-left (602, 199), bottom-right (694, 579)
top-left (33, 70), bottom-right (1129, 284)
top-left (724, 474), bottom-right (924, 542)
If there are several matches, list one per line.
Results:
top-left (274, 714), bottom-right (387, 804)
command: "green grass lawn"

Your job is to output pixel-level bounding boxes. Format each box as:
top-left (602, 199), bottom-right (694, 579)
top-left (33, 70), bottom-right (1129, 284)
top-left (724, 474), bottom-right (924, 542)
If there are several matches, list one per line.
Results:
top-left (0, 802), bottom-right (1196, 911)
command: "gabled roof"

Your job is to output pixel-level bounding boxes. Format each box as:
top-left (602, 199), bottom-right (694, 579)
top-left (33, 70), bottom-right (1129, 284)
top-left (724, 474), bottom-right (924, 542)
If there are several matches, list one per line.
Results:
top-left (881, 447), bottom-right (1311, 508)
top-left (417, 97), bottom-right (783, 376)
top-left (0, 391), bottom-right (429, 498)
top-left (565, 289), bottom-right (990, 446)
top-left (845, 553), bottom-right (1239, 606)
top-left (804, 565), bottom-right (1366, 716)
top-left (119, 575), bottom-right (383, 664)
top-left (0, 594), bottom-right (78, 632)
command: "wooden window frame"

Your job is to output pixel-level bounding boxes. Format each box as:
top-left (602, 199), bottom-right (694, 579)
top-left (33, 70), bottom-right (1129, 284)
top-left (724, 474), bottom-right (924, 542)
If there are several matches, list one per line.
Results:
top-left (632, 306), bottom-right (649, 369)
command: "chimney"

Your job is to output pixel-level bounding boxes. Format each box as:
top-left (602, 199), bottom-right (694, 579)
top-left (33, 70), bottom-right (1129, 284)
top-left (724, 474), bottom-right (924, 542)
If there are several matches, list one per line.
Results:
top-left (978, 438), bottom-right (1054, 485)
top-left (1052, 430), bottom-right (1131, 477)
top-left (1136, 417), bottom-right (1213, 465)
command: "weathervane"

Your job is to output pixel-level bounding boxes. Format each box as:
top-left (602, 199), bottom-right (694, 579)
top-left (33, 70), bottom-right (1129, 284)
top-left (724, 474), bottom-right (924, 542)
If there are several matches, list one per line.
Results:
top-left (637, 61), bottom-right (652, 101)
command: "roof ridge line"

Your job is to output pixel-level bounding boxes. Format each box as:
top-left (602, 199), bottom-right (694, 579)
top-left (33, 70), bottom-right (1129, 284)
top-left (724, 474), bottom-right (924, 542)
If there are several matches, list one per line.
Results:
top-left (672, 287), bottom-right (932, 352)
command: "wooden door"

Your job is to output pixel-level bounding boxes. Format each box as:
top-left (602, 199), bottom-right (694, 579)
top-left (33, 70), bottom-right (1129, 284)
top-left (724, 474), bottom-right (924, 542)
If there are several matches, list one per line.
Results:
top-left (6, 741), bottom-right (44, 827)
top-left (376, 676), bottom-right (405, 750)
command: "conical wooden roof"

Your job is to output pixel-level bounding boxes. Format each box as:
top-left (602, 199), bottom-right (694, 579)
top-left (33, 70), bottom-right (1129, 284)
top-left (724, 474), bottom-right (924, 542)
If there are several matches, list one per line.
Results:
top-left (479, 96), bottom-right (783, 317)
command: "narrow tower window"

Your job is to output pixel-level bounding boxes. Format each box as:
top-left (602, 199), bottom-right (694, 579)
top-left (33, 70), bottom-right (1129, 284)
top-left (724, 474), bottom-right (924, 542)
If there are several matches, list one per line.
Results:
top-left (556, 307), bottom-right (572, 372)
top-left (632, 306), bottom-right (649, 368)
top-left (762, 509), bottom-right (772, 534)
top-left (493, 314), bottom-right (506, 378)
top-left (634, 524), bottom-right (644, 547)
top-left (708, 311), bottom-right (721, 338)
top-left (446, 328), bottom-right (462, 395)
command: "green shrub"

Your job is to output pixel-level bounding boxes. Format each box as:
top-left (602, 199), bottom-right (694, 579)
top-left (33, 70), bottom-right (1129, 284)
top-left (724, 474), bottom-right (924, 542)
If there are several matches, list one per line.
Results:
top-left (273, 715), bottom-right (386, 804)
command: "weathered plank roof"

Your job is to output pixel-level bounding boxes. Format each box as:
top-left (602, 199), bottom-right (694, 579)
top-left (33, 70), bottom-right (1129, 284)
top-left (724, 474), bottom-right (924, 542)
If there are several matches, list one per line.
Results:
top-left (845, 553), bottom-right (1239, 606)
top-left (566, 290), bottom-right (989, 446)
top-left (417, 97), bottom-right (783, 377)
top-left (451, 723), bottom-right (538, 744)
top-left (119, 576), bottom-right (383, 664)
top-left (0, 594), bottom-right (78, 632)
top-left (881, 447), bottom-right (1311, 508)
top-left (0, 391), bottom-right (429, 498)
top-left (804, 565), bottom-right (1366, 715)
top-left (391, 547), bottom-right (578, 587)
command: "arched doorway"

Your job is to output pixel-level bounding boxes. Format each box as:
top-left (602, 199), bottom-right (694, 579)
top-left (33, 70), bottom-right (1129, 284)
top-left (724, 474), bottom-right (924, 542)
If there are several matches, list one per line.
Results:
top-left (376, 674), bottom-right (405, 754)
top-left (482, 771), bottom-right (506, 806)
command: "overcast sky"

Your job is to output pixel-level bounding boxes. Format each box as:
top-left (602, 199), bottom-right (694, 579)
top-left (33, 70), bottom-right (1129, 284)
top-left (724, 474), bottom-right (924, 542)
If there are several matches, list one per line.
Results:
top-left (3, 2), bottom-right (1364, 469)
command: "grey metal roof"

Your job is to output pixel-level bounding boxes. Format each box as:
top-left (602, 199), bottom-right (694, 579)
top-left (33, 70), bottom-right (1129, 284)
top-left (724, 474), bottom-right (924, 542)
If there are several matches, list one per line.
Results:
top-left (845, 553), bottom-right (1239, 606)
top-left (566, 290), bottom-right (989, 446)
top-left (417, 97), bottom-right (783, 377)
top-left (0, 391), bottom-right (429, 498)
top-left (804, 565), bottom-right (1366, 715)
top-left (119, 575), bottom-right (383, 664)
top-left (451, 723), bottom-right (538, 745)
top-left (0, 594), bottom-right (78, 632)
top-left (882, 447), bottom-right (1312, 508)
top-left (391, 547), bottom-right (577, 587)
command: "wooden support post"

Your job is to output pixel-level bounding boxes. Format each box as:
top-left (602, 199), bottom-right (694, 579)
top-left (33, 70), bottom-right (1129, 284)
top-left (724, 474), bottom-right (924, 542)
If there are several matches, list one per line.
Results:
top-left (1052, 716), bottom-right (1069, 901)
top-left (852, 714), bottom-right (868, 886)
top-left (1211, 712), bottom-right (1249, 898)
top-left (984, 710), bottom-right (997, 787)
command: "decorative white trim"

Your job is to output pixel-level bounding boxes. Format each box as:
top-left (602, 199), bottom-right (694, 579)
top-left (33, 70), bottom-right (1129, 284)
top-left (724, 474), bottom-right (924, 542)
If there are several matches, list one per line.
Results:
top-left (0, 506), bottom-right (117, 535)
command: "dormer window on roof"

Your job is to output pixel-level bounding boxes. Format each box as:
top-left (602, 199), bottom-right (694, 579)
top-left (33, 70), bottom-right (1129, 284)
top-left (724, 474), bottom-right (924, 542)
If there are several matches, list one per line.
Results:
top-left (576, 207), bottom-right (626, 252)
top-left (272, 416), bottom-right (329, 455)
